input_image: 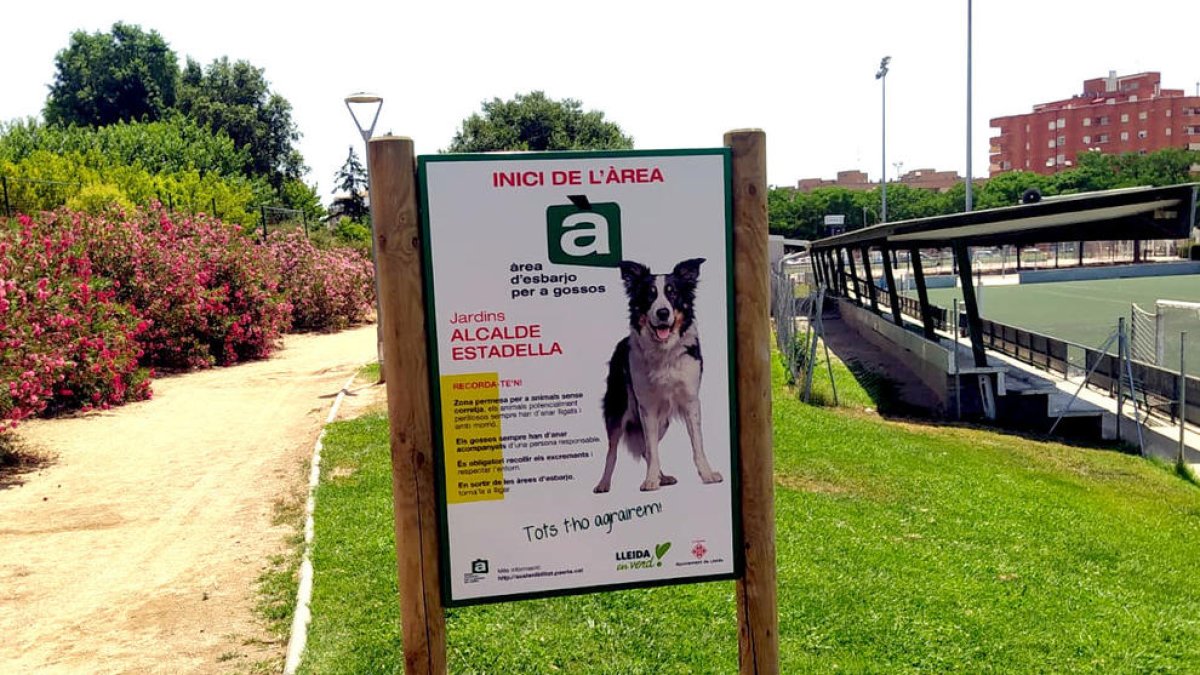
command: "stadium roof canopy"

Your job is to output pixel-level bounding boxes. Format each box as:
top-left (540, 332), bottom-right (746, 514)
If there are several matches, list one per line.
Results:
top-left (810, 183), bottom-right (1198, 251)
top-left (806, 183), bottom-right (1199, 369)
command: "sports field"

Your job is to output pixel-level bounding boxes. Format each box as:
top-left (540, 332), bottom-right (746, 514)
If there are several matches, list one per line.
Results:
top-left (922, 275), bottom-right (1200, 374)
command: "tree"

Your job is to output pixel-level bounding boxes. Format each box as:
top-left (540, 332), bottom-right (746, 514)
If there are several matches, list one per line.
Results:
top-left (176, 57), bottom-right (304, 189)
top-left (448, 91), bottom-right (633, 152)
top-left (971, 171), bottom-right (1052, 209)
top-left (331, 147), bottom-right (369, 221)
top-left (45, 23), bottom-right (179, 127)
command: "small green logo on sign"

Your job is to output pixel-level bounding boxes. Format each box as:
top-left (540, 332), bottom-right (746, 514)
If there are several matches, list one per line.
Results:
top-left (546, 198), bottom-right (621, 267)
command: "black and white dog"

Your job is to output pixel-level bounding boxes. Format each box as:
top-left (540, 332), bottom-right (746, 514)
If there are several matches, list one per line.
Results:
top-left (593, 258), bottom-right (723, 493)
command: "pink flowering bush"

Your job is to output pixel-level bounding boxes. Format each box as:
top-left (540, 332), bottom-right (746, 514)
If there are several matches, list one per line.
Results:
top-left (2, 207), bottom-right (373, 432)
top-left (267, 230), bottom-right (374, 331)
top-left (79, 206), bottom-right (292, 369)
top-left (1, 214), bottom-right (150, 430)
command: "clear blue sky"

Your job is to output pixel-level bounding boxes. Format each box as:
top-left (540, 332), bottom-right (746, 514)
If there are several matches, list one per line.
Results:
top-left (3, 0), bottom-right (1197, 202)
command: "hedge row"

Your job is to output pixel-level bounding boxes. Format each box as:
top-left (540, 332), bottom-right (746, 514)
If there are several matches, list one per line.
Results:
top-left (1, 207), bottom-right (374, 430)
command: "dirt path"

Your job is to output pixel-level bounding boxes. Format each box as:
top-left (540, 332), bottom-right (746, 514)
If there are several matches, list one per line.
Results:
top-left (0, 325), bottom-right (377, 674)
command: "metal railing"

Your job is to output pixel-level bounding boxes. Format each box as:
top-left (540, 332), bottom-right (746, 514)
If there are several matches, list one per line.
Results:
top-left (832, 272), bottom-right (1198, 427)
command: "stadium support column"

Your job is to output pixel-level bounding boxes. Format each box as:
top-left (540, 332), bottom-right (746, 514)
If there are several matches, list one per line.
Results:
top-left (860, 246), bottom-right (880, 314)
top-left (909, 247), bottom-right (937, 340)
top-left (845, 247), bottom-right (862, 307)
top-left (880, 244), bottom-right (904, 327)
top-left (953, 242), bottom-right (988, 368)
top-left (835, 250), bottom-right (847, 298)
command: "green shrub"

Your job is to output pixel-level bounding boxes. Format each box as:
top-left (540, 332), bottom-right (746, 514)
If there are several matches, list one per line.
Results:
top-left (66, 183), bottom-right (134, 214)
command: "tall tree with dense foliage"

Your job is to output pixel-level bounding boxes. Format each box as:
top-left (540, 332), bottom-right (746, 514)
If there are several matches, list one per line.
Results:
top-left (448, 91), bottom-right (633, 152)
top-left (44, 23), bottom-right (179, 128)
top-left (175, 57), bottom-right (304, 190)
top-left (331, 147), bottom-right (369, 222)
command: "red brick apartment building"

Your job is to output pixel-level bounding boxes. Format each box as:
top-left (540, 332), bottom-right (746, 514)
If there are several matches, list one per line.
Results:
top-left (989, 71), bottom-right (1200, 176)
top-left (796, 168), bottom-right (963, 192)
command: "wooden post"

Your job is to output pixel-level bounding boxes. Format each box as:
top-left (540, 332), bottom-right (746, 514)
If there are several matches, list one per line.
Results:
top-left (368, 136), bottom-right (447, 675)
top-left (724, 129), bottom-right (778, 675)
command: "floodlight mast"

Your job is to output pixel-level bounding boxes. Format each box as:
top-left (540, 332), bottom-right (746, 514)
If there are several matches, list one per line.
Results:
top-left (344, 92), bottom-right (386, 379)
top-left (876, 57), bottom-right (890, 224)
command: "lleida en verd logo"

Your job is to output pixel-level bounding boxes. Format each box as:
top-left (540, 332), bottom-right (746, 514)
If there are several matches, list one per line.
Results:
top-left (546, 195), bottom-right (621, 268)
top-left (615, 542), bottom-right (672, 571)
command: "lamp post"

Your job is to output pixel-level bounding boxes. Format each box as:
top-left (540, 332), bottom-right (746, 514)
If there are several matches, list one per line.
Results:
top-left (345, 92), bottom-right (386, 380)
top-left (965, 0), bottom-right (974, 212)
top-left (876, 56), bottom-right (891, 224)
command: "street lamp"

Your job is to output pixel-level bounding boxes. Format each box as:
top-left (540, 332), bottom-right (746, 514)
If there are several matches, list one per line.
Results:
top-left (876, 56), bottom-right (890, 224)
top-left (965, 0), bottom-right (974, 212)
top-left (345, 92), bottom-right (386, 380)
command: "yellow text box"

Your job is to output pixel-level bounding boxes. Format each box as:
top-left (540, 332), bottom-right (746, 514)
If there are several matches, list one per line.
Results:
top-left (441, 373), bottom-right (504, 504)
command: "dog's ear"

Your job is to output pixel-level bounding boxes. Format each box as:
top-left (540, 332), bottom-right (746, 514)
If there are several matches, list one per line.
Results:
top-left (618, 260), bottom-right (650, 287)
top-left (672, 258), bottom-right (705, 283)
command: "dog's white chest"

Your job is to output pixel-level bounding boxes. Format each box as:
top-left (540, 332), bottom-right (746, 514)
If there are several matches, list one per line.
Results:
top-left (629, 340), bottom-right (701, 416)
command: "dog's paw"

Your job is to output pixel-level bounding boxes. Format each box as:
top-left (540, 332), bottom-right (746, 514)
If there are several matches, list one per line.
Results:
top-left (593, 482), bottom-right (611, 494)
top-left (640, 478), bottom-right (661, 491)
top-left (659, 474), bottom-right (678, 486)
top-left (701, 471), bottom-right (724, 484)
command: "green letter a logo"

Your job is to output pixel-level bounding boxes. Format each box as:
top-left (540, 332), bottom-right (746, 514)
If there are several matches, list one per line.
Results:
top-left (546, 198), bottom-right (621, 267)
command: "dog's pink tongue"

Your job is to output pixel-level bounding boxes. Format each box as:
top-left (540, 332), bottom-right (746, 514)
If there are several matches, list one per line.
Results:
top-left (655, 327), bottom-right (671, 342)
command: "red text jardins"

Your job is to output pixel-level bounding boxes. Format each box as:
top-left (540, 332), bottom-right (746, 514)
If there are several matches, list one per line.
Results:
top-left (492, 166), bottom-right (665, 188)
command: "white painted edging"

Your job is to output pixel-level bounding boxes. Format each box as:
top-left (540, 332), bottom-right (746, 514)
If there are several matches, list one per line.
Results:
top-left (283, 372), bottom-right (357, 675)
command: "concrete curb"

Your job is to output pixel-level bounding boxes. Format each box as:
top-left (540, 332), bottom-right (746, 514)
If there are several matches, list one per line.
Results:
top-left (283, 371), bottom-right (358, 675)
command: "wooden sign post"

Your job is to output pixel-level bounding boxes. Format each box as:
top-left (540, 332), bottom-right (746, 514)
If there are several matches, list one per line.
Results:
top-left (370, 130), bottom-right (776, 674)
top-left (726, 129), bottom-right (778, 674)
top-left (368, 136), bottom-right (447, 674)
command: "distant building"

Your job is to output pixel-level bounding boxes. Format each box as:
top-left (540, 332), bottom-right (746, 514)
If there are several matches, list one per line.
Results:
top-left (989, 71), bottom-right (1200, 176)
top-left (796, 168), bottom-right (964, 193)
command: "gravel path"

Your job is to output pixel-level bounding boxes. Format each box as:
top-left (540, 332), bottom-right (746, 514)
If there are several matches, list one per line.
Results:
top-left (0, 325), bottom-right (376, 674)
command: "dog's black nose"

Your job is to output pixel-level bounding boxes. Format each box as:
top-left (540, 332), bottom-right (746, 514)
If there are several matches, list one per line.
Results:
top-left (656, 307), bottom-right (671, 321)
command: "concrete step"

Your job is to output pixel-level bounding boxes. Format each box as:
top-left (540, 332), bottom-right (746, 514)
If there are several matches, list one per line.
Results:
top-left (1047, 393), bottom-right (1107, 418)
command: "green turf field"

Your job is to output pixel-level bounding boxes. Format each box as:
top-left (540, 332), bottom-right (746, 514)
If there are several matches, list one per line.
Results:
top-left (920, 275), bottom-right (1200, 374)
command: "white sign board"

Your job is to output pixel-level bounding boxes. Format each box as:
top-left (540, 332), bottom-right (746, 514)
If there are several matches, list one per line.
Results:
top-left (418, 149), bottom-right (740, 605)
top-left (824, 214), bottom-right (845, 226)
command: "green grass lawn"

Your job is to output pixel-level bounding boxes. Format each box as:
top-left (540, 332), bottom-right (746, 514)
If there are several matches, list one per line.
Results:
top-left (924, 275), bottom-right (1200, 374)
top-left (299, 353), bottom-right (1200, 673)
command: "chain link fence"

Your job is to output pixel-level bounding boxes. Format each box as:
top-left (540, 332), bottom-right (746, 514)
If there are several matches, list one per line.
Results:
top-left (257, 205), bottom-right (311, 239)
top-left (2, 174), bottom-right (309, 240)
top-left (772, 254), bottom-right (832, 400)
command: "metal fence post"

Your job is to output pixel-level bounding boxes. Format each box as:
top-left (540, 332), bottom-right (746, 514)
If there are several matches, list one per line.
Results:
top-left (1181, 332), bottom-right (1189, 466)
top-left (260, 205), bottom-right (268, 240)
top-left (1116, 318), bottom-right (1125, 440)
top-left (2, 175), bottom-right (10, 218)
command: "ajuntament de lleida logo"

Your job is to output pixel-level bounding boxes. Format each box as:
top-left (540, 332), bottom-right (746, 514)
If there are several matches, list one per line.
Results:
top-left (546, 195), bottom-right (621, 268)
